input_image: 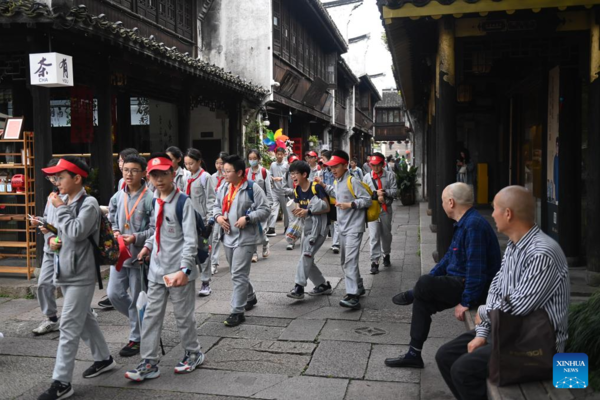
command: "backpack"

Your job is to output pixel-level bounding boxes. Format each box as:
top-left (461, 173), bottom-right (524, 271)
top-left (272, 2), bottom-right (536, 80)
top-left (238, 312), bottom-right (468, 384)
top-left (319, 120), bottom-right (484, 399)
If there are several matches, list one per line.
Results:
top-left (245, 167), bottom-right (267, 181)
top-left (294, 182), bottom-right (334, 223)
top-left (152, 193), bottom-right (211, 264)
top-left (337, 175), bottom-right (381, 223)
top-left (76, 195), bottom-right (120, 290)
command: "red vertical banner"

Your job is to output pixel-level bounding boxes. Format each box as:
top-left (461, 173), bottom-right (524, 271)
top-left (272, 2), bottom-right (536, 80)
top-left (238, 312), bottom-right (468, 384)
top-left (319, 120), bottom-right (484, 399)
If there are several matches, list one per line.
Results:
top-left (70, 86), bottom-right (94, 143)
top-left (291, 137), bottom-right (302, 158)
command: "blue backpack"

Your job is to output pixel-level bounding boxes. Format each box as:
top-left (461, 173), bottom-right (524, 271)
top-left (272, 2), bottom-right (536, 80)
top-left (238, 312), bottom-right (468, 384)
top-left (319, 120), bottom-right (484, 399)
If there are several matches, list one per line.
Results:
top-left (153, 193), bottom-right (211, 264)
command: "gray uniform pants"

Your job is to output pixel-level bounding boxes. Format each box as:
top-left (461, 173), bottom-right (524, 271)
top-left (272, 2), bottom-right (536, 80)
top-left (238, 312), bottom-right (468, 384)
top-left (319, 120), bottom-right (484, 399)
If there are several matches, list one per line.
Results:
top-left (268, 194), bottom-right (290, 229)
top-left (330, 222), bottom-right (340, 248)
top-left (200, 232), bottom-right (213, 282)
top-left (295, 234), bottom-right (327, 287)
top-left (37, 252), bottom-right (57, 318)
top-left (106, 265), bottom-right (142, 342)
top-left (339, 232), bottom-right (364, 296)
top-left (141, 280), bottom-right (200, 361)
top-left (368, 210), bottom-right (393, 262)
top-left (211, 228), bottom-right (222, 266)
top-left (53, 284), bottom-right (111, 383)
top-left (224, 245), bottom-right (255, 314)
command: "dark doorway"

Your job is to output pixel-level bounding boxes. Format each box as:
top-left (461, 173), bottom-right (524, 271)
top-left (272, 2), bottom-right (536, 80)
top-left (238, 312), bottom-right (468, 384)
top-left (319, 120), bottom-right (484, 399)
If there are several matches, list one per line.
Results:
top-left (193, 139), bottom-right (222, 174)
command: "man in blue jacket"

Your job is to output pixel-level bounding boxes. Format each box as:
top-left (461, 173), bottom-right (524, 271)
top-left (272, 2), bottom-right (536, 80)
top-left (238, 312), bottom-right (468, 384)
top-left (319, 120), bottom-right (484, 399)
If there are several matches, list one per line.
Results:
top-left (386, 182), bottom-right (501, 369)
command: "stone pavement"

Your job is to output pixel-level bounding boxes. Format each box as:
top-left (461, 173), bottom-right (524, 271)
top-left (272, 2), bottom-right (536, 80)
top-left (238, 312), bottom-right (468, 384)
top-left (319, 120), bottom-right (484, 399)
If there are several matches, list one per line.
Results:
top-left (0, 202), bottom-right (464, 400)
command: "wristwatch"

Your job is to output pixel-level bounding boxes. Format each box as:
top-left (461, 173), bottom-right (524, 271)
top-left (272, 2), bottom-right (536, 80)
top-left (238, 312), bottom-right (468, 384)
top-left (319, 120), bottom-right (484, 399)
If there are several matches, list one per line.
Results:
top-left (245, 215), bottom-right (251, 223)
top-left (181, 267), bottom-right (192, 276)
top-left (351, 202), bottom-right (357, 210)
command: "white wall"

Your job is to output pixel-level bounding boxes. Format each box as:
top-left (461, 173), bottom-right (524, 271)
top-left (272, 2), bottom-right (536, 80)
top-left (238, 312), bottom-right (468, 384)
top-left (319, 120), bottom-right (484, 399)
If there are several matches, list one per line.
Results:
top-left (189, 105), bottom-right (229, 149)
top-left (201, 0), bottom-right (273, 90)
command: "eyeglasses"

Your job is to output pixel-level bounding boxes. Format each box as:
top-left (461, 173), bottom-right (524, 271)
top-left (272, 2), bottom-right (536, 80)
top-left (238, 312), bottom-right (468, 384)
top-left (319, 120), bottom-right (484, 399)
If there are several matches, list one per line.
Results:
top-left (122, 168), bottom-right (142, 175)
top-left (45, 176), bottom-right (58, 183)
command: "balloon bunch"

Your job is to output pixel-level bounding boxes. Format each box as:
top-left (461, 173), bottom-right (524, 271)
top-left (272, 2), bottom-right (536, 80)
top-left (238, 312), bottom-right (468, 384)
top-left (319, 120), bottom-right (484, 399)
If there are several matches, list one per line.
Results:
top-left (263, 129), bottom-right (289, 151)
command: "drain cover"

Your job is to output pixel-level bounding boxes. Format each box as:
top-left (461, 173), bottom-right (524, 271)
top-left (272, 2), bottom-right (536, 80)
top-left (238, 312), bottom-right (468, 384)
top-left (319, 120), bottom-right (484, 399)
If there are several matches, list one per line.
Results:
top-left (355, 327), bottom-right (387, 336)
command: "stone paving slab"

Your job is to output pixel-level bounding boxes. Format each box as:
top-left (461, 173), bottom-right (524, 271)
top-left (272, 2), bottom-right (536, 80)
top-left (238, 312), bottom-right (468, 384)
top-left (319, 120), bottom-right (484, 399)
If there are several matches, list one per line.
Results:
top-left (251, 376), bottom-right (349, 400)
top-left (304, 340), bottom-right (370, 379)
top-left (297, 306), bottom-right (363, 321)
top-left (0, 355), bottom-right (58, 399)
top-left (345, 380), bottom-right (420, 400)
top-left (278, 319), bottom-right (325, 342)
top-left (0, 318), bottom-right (61, 341)
top-left (360, 307), bottom-right (413, 324)
top-left (364, 344), bottom-right (420, 383)
top-left (197, 322), bottom-right (285, 340)
top-left (0, 299), bottom-right (48, 322)
top-left (206, 314), bottom-right (292, 327)
top-left (318, 320), bottom-right (411, 345)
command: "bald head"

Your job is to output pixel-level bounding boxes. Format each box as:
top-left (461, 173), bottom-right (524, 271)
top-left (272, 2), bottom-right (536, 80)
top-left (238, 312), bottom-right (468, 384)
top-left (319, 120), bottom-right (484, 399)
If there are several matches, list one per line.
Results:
top-left (444, 182), bottom-right (474, 206)
top-left (495, 186), bottom-right (535, 224)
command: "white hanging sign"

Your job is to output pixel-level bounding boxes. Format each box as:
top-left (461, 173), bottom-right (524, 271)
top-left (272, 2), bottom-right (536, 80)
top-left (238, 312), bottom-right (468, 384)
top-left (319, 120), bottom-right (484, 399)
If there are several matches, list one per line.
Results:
top-left (29, 53), bottom-right (74, 87)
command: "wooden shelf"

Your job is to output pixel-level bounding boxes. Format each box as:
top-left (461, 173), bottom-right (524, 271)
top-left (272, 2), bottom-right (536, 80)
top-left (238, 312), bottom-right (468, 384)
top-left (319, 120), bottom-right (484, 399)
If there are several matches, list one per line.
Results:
top-left (0, 164), bottom-right (26, 169)
top-left (0, 215), bottom-right (26, 222)
top-left (0, 241), bottom-right (31, 248)
top-left (0, 266), bottom-right (33, 274)
top-left (0, 192), bottom-right (26, 196)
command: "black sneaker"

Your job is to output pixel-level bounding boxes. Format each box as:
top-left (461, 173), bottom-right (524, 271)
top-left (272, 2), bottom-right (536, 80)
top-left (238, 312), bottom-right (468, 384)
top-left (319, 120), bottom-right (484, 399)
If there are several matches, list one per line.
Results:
top-left (370, 262), bottom-right (379, 275)
top-left (266, 228), bottom-right (276, 237)
top-left (97, 296), bottom-right (114, 310)
top-left (82, 356), bottom-right (117, 378)
top-left (119, 341), bottom-right (140, 357)
top-left (224, 313), bottom-right (246, 327)
top-left (383, 255), bottom-right (391, 267)
top-left (384, 354), bottom-right (425, 369)
top-left (392, 291), bottom-right (413, 306)
top-left (339, 294), bottom-right (361, 309)
top-left (38, 381), bottom-right (74, 400)
top-left (331, 246), bottom-right (340, 254)
top-left (358, 285), bottom-right (366, 297)
top-left (245, 294), bottom-right (258, 311)
top-left (309, 281), bottom-right (333, 296)
top-left (287, 284), bottom-right (305, 300)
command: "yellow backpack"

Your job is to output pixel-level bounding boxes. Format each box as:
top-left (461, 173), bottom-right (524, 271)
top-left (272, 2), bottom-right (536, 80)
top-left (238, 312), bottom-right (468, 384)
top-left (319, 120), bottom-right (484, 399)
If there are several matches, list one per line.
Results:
top-left (339, 175), bottom-right (381, 223)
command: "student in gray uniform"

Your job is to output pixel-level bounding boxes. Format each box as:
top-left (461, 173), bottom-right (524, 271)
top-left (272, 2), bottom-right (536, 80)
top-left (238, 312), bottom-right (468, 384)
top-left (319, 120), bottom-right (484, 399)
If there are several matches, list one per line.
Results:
top-left (166, 146), bottom-right (190, 193)
top-left (107, 155), bottom-right (154, 358)
top-left (363, 153), bottom-right (398, 274)
top-left (318, 151), bottom-right (340, 254)
top-left (213, 155), bottom-right (271, 327)
top-left (210, 152), bottom-right (228, 275)
top-left (305, 150), bottom-right (321, 180)
top-left (126, 153), bottom-right (204, 382)
top-left (246, 149), bottom-right (273, 262)
top-left (99, 148), bottom-right (140, 311)
top-left (286, 161), bottom-right (333, 300)
top-left (282, 154), bottom-right (301, 250)
top-left (266, 147), bottom-right (289, 236)
top-left (38, 157), bottom-right (115, 400)
top-left (326, 150), bottom-right (372, 310)
top-left (32, 159), bottom-right (63, 336)
top-left (184, 148), bottom-right (215, 297)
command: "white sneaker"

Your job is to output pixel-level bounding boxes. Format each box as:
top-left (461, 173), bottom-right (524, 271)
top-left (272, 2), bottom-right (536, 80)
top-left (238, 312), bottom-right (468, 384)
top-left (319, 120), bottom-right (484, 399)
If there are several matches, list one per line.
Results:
top-left (211, 264), bottom-right (218, 275)
top-left (32, 319), bottom-right (60, 336)
top-left (198, 283), bottom-right (212, 297)
top-left (286, 243), bottom-right (295, 251)
top-left (251, 253), bottom-right (259, 263)
top-left (262, 243), bottom-right (270, 258)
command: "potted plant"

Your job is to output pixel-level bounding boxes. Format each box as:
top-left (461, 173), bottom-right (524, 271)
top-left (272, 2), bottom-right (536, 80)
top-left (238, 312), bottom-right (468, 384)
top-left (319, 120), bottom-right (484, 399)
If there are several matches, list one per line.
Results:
top-left (308, 135), bottom-right (319, 149)
top-left (396, 162), bottom-right (418, 206)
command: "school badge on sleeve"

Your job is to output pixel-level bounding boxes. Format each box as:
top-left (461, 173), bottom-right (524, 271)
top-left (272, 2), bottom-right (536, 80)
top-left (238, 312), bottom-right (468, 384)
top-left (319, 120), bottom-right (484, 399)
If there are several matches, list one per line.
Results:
top-left (553, 353), bottom-right (588, 389)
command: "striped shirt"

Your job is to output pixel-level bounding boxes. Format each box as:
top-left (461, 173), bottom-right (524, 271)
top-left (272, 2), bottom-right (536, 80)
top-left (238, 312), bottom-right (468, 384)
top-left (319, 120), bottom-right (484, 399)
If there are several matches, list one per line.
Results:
top-left (475, 225), bottom-right (570, 352)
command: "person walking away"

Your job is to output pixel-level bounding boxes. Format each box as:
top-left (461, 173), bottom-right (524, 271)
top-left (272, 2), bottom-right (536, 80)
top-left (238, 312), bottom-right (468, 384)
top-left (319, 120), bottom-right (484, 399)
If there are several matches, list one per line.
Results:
top-left (246, 149), bottom-right (273, 261)
top-left (317, 151), bottom-right (340, 254)
top-left (213, 155), bottom-right (271, 327)
top-left (125, 153), bottom-right (204, 382)
top-left (363, 153), bottom-right (397, 274)
top-left (266, 147), bottom-right (289, 236)
top-left (183, 148), bottom-right (216, 297)
top-left (107, 155), bottom-right (154, 357)
top-left (38, 157), bottom-right (115, 400)
top-left (166, 146), bottom-right (190, 193)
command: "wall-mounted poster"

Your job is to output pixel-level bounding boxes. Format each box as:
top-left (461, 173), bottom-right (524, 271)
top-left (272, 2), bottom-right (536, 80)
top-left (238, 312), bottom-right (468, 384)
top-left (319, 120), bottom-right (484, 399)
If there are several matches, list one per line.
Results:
top-left (3, 117), bottom-right (24, 140)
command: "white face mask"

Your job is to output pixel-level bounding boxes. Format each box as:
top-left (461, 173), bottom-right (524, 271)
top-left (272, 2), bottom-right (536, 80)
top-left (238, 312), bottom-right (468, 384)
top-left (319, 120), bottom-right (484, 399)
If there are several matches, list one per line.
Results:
top-left (249, 160), bottom-right (259, 167)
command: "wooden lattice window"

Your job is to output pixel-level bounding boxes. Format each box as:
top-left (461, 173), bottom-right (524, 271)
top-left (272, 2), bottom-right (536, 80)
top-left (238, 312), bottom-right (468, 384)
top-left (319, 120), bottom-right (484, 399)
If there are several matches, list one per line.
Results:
top-left (290, 19), bottom-right (297, 67)
top-left (273, 0), bottom-right (281, 55)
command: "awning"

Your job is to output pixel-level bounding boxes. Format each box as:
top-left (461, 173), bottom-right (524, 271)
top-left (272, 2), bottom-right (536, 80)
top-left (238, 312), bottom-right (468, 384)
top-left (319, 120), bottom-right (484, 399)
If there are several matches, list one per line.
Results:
top-left (383, 0), bottom-right (598, 19)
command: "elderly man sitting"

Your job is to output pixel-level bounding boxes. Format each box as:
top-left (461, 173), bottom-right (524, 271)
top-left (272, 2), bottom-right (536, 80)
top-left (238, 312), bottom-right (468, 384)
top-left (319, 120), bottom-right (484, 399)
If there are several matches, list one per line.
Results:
top-left (386, 183), bottom-right (501, 369)
top-left (435, 186), bottom-right (570, 400)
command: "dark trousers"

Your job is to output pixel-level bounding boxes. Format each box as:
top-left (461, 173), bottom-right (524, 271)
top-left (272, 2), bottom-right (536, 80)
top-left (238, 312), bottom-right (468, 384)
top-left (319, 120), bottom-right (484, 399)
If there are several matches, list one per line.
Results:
top-left (435, 330), bottom-right (491, 400)
top-left (410, 275), bottom-right (464, 349)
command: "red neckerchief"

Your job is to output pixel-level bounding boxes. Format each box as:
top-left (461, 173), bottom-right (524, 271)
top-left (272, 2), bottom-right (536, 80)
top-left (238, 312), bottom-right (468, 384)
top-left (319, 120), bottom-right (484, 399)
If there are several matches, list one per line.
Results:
top-left (222, 178), bottom-right (246, 214)
top-left (186, 169), bottom-right (204, 195)
top-left (372, 172), bottom-right (388, 212)
top-left (155, 189), bottom-right (178, 253)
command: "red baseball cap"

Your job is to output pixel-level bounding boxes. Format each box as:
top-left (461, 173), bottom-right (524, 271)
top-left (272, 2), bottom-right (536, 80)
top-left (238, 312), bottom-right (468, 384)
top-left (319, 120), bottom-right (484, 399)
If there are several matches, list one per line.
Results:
top-left (42, 158), bottom-right (89, 178)
top-left (288, 154), bottom-right (299, 163)
top-left (369, 155), bottom-right (385, 165)
top-left (325, 155), bottom-right (349, 166)
top-left (147, 157), bottom-right (173, 172)
top-left (305, 151), bottom-right (318, 157)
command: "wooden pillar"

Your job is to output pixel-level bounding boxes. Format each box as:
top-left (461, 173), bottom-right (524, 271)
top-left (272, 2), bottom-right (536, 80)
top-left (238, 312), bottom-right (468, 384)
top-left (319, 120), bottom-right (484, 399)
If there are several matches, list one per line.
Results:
top-left (228, 101), bottom-right (242, 156)
top-left (435, 17), bottom-right (457, 259)
top-left (427, 82), bottom-right (437, 230)
top-left (96, 72), bottom-right (114, 206)
top-left (557, 67), bottom-right (581, 263)
top-left (587, 12), bottom-right (600, 277)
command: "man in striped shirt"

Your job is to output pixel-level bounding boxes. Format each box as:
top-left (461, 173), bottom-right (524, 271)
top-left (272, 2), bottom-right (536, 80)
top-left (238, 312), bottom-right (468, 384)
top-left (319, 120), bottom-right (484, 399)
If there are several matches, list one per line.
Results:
top-left (436, 186), bottom-right (570, 400)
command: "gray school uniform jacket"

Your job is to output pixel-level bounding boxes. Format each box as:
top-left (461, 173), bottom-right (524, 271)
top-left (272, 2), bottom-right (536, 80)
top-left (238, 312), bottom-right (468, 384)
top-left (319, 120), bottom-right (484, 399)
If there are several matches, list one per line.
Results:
top-left (362, 170), bottom-right (398, 213)
top-left (42, 193), bottom-right (67, 254)
top-left (245, 166), bottom-right (274, 208)
top-left (53, 188), bottom-right (101, 286)
top-left (187, 169), bottom-right (215, 221)
top-left (108, 185), bottom-right (155, 268)
top-left (334, 170), bottom-right (372, 233)
top-left (174, 167), bottom-right (190, 193)
top-left (305, 194), bottom-right (330, 240)
top-left (309, 165), bottom-right (321, 181)
top-left (283, 170), bottom-right (295, 197)
top-left (269, 161), bottom-right (288, 196)
top-left (212, 180), bottom-right (271, 248)
top-left (144, 189), bottom-right (198, 283)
